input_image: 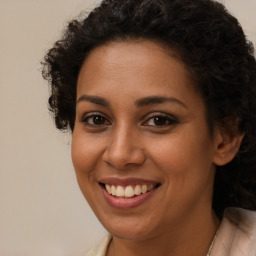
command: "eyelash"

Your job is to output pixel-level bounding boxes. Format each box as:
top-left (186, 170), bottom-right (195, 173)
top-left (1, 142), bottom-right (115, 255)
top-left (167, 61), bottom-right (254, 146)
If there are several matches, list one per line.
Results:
top-left (79, 112), bottom-right (178, 129)
top-left (80, 112), bottom-right (111, 127)
top-left (142, 113), bottom-right (178, 127)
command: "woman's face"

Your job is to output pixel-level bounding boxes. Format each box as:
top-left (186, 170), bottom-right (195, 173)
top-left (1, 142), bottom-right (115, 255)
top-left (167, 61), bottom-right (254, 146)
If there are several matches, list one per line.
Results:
top-left (72, 40), bottom-right (219, 240)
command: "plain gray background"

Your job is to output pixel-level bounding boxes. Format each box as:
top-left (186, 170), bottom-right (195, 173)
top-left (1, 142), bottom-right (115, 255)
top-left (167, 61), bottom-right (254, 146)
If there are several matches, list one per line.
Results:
top-left (0, 0), bottom-right (255, 255)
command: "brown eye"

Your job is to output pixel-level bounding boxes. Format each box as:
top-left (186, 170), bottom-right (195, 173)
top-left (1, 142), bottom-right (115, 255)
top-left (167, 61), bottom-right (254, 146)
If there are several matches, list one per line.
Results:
top-left (152, 116), bottom-right (170, 126)
top-left (142, 114), bottom-right (178, 127)
top-left (82, 114), bottom-right (110, 126)
top-left (91, 115), bottom-right (105, 125)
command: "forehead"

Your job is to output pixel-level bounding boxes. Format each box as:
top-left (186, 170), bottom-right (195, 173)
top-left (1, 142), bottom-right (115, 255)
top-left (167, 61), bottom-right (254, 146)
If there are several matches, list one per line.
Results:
top-left (76, 40), bottom-right (206, 115)
top-left (78, 40), bottom-right (196, 93)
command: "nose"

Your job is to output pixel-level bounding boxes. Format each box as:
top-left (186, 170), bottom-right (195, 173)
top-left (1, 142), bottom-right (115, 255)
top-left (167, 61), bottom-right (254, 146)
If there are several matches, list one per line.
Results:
top-left (102, 127), bottom-right (146, 170)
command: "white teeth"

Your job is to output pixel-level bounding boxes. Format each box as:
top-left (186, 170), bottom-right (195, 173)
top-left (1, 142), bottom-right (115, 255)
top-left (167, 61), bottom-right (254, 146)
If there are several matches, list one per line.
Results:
top-left (116, 186), bottom-right (125, 197)
top-left (148, 184), bottom-right (154, 191)
top-left (124, 186), bottom-right (134, 197)
top-left (111, 185), bottom-right (116, 196)
top-left (105, 184), bottom-right (156, 198)
top-left (106, 184), bottom-right (111, 194)
top-left (142, 185), bottom-right (147, 194)
top-left (134, 185), bottom-right (142, 195)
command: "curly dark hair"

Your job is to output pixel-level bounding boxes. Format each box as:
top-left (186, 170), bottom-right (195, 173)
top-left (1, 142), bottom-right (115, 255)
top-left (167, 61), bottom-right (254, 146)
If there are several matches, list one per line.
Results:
top-left (42, 0), bottom-right (256, 217)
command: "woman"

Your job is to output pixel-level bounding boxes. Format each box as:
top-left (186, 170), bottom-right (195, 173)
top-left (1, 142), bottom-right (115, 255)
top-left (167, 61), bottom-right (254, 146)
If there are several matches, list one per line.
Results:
top-left (42, 0), bottom-right (256, 255)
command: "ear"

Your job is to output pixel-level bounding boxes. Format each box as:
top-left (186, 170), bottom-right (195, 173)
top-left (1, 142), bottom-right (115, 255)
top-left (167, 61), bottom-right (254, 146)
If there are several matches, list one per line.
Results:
top-left (213, 126), bottom-right (244, 166)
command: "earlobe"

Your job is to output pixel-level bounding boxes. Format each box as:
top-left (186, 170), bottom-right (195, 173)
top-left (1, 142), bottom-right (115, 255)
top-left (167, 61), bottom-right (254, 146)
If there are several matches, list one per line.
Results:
top-left (213, 128), bottom-right (244, 166)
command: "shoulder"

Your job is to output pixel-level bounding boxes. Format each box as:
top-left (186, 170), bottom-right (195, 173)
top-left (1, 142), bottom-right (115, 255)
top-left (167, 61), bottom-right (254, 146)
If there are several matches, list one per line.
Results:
top-left (212, 207), bottom-right (256, 256)
top-left (84, 234), bottom-right (112, 256)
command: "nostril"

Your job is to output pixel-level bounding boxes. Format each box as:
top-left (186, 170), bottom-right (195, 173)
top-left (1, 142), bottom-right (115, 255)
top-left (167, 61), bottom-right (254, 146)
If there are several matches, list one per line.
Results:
top-left (102, 146), bottom-right (146, 169)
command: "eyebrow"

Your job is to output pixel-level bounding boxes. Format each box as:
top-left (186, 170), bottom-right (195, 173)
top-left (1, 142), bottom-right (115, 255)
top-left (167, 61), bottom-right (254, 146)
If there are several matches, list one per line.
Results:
top-left (76, 95), bottom-right (110, 107)
top-left (135, 96), bottom-right (187, 108)
top-left (76, 95), bottom-right (187, 108)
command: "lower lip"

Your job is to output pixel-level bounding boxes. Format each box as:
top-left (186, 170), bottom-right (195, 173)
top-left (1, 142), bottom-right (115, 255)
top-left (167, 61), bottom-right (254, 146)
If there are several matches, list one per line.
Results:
top-left (101, 186), bottom-right (157, 209)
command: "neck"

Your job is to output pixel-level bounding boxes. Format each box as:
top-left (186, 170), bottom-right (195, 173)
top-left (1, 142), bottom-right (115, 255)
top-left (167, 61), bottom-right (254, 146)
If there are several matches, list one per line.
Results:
top-left (107, 209), bottom-right (220, 256)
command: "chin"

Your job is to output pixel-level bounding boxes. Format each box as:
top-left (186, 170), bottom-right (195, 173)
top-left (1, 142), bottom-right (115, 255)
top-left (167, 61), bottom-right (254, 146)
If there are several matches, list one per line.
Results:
top-left (99, 214), bottom-right (160, 241)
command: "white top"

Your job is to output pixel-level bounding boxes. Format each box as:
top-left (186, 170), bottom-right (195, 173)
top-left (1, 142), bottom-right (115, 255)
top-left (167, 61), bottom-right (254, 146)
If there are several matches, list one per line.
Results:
top-left (211, 208), bottom-right (256, 255)
top-left (84, 208), bottom-right (256, 256)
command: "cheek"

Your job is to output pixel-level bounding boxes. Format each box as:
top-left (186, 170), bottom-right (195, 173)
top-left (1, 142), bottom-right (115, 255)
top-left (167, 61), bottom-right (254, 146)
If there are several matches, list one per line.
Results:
top-left (149, 128), bottom-right (214, 179)
top-left (71, 131), bottom-right (103, 176)
top-left (148, 133), bottom-right (194, 165)
top-left (149, 131), bottom-right (215, 213)
top-left (71, 132), bottom-right (104, 204)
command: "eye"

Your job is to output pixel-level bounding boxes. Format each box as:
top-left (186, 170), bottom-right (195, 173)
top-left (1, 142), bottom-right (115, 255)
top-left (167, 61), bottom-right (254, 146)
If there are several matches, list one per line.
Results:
top-left (142, 113), bottom-right (178, 127)
top-left (80, 113), bottom-right (111, 126)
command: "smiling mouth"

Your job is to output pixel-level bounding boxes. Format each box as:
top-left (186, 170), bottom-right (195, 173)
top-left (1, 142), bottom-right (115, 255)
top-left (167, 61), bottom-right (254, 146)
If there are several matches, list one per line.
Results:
top-left (100, 183), bottom-right (160, 198)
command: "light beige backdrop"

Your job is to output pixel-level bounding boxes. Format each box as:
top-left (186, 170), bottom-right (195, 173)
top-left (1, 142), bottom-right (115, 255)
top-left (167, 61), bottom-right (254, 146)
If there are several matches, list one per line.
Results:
top-left (0, 0), bottom-right (255, 255)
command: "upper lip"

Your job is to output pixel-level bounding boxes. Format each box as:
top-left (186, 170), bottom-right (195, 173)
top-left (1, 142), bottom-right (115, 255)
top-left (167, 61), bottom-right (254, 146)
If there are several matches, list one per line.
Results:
top-left (98, 177), bottom-right (161, 186)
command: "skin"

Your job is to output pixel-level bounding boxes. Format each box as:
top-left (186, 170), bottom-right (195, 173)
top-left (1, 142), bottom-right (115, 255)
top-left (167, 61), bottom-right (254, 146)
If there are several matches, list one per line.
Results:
top-left (72, 40), bottom-right (241, 256)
